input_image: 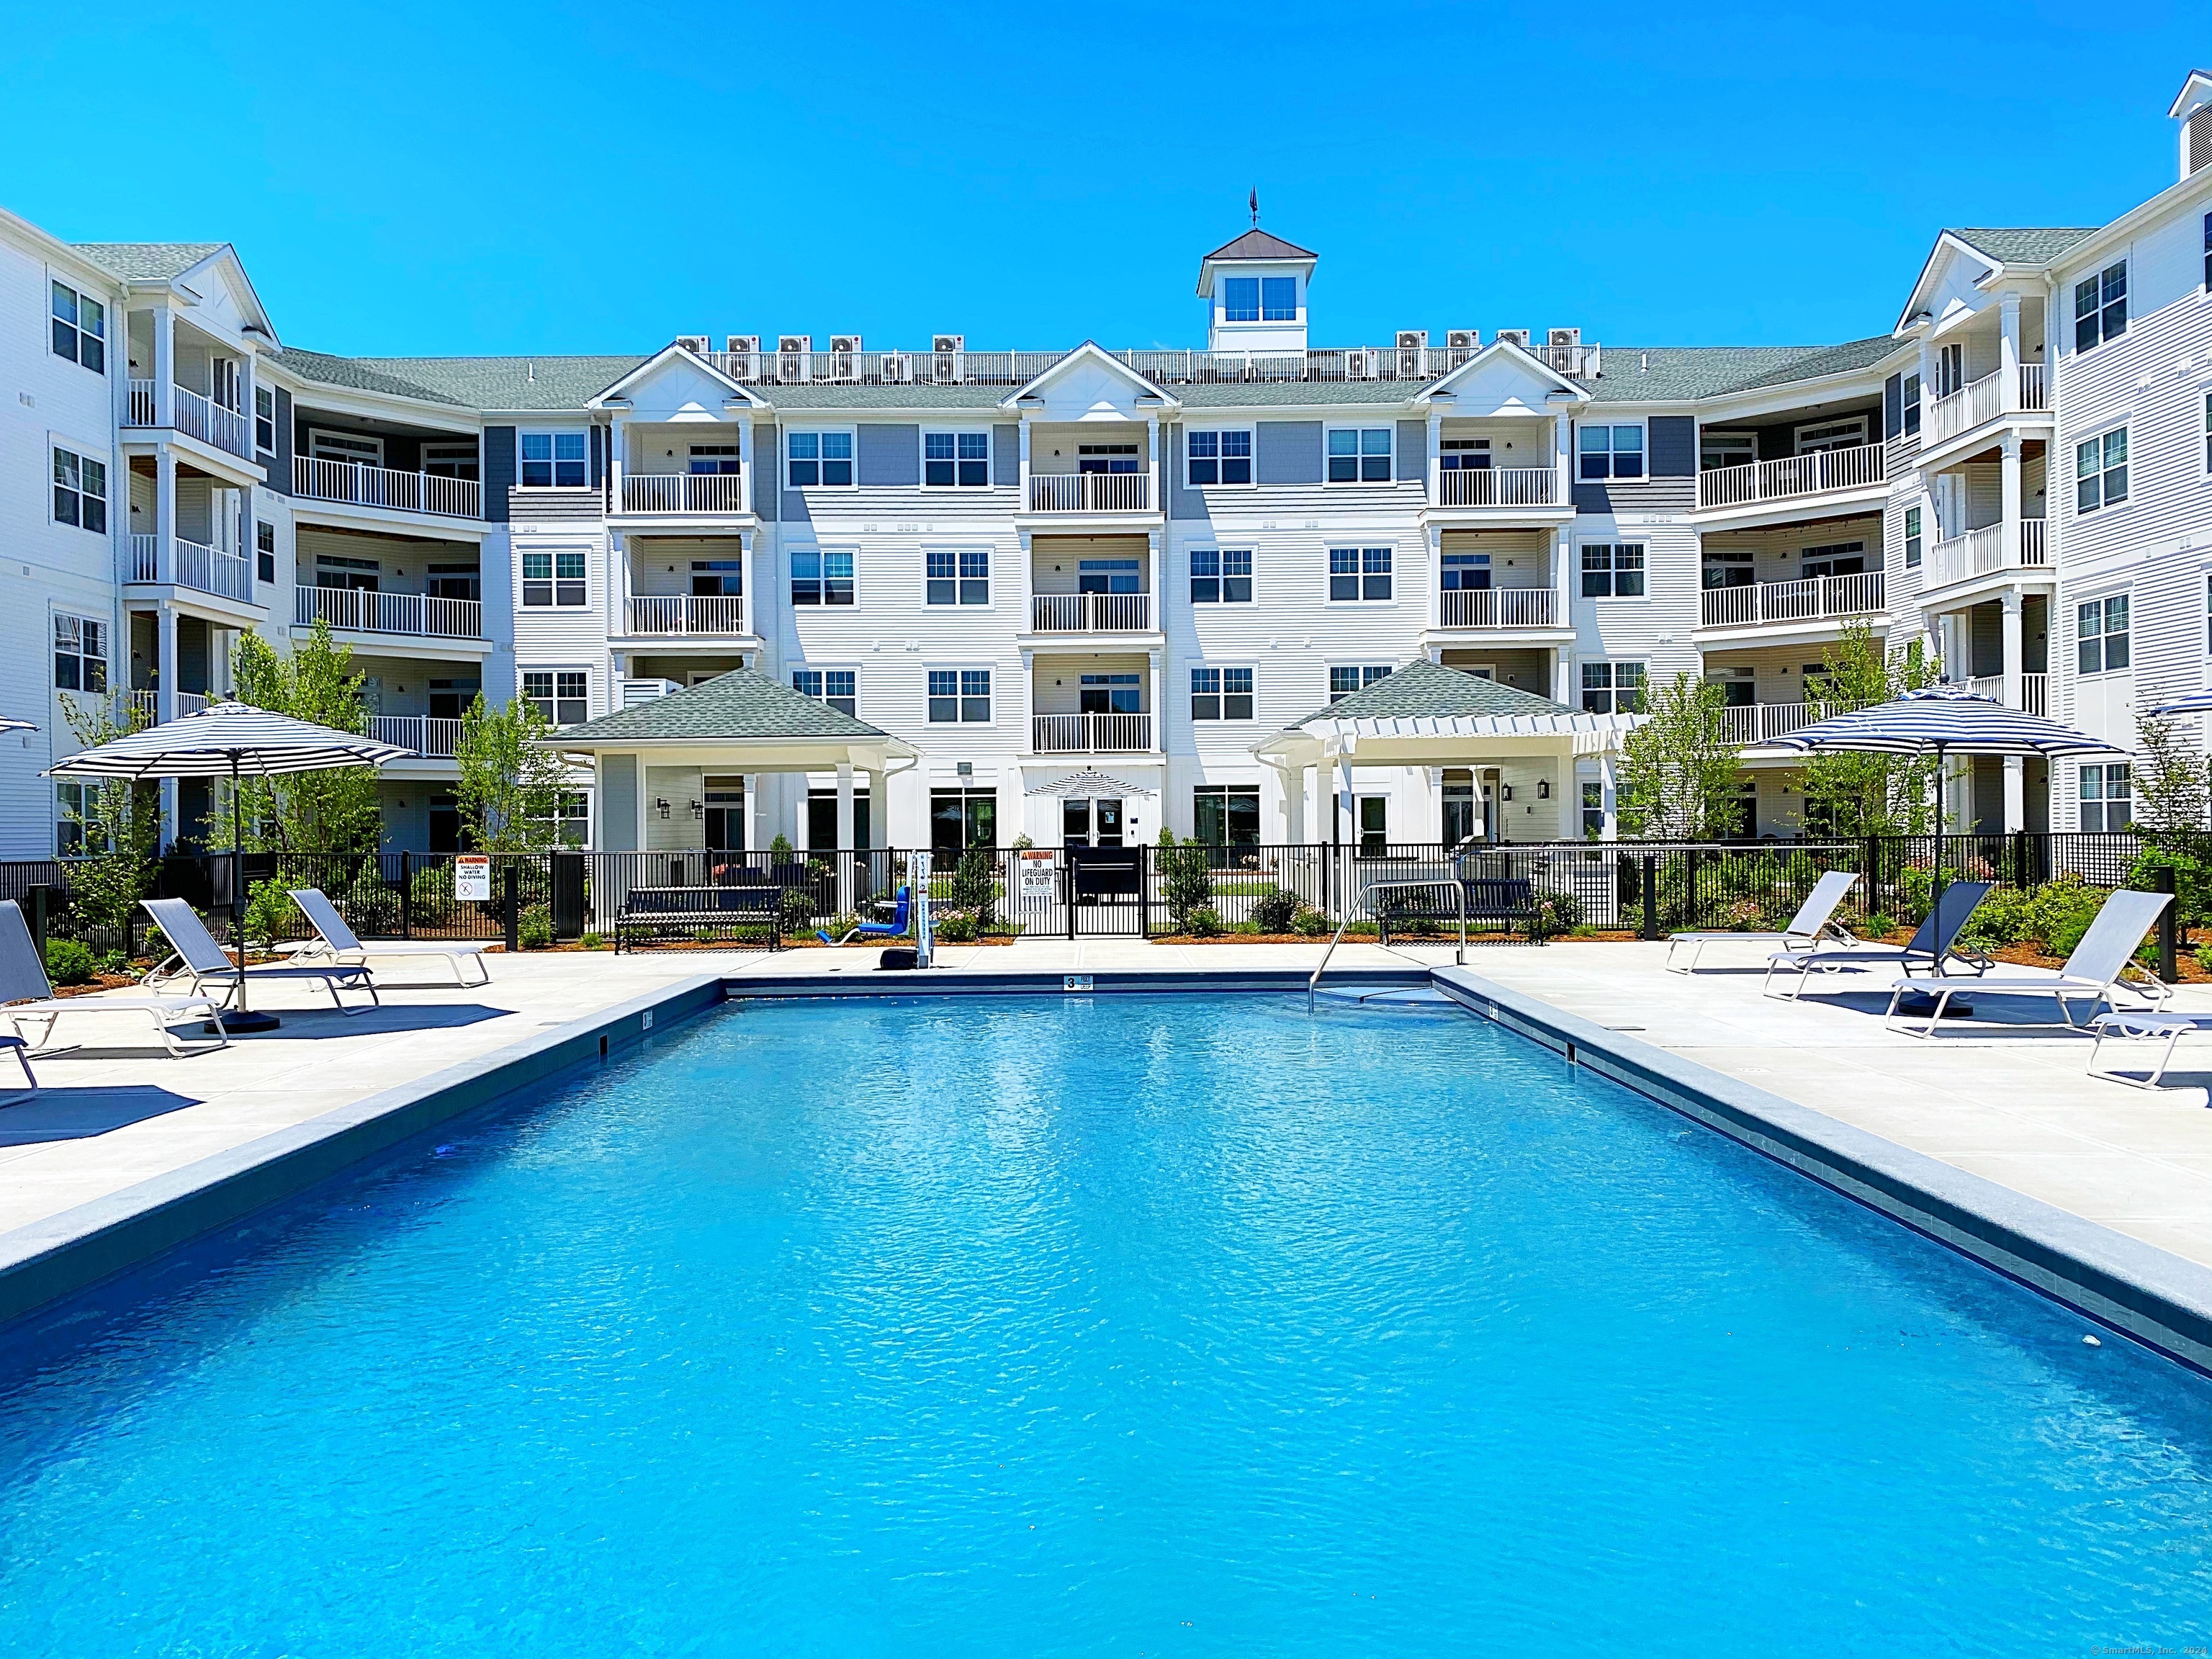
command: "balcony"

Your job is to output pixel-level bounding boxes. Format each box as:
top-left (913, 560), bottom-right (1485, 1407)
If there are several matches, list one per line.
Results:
top-left (125, 381), bottom-right (256, 462)
top-left (1435, 467), bottom-right (1562, 508)
top-left (1028, 473), bottom-right (1151, 514)
top-left (368, 714), bottom-right (463, 759)
top-left (128, 534), bottom-right (253, 604)
top-left (1029, 593), bottom-right (1152, 633)
top-left (1925, 364), bottom-right (2050, 446)
top-left (1437, 588), bottom-right (1557, 629)
top-left (295, 456), bottom-right (482, 520)
top-left (296, 585), bottom-right (484, 640)
top-left (1696, 443), bottom-right (1884, 511)
top-left (1032, 712), bottom-right (1153, 753)
top-left (622, 595), bottom-right (750, 637)
top-left (1699, 572), bottom-right (1885, 631)
top-left (1925, 519), bottom-right (2049, 590)
top-left (619, 473), bottom-right (745, 515)
top-left (1719, 702), bottom-right (1818, 746)
top-left (124, 690), bottom-right (212, 725)
top-left (1958, 673), bottom-right (2050, 716)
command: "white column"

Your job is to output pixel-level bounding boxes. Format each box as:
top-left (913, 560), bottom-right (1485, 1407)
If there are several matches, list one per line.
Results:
top-left (864, 768), bottom-right (885, 851)
top-left (738, 417), bottom-right (754, 517)
top-left (1553, 410), bottom-right (1570, 497)
top-left (1599, 754), bottom-right (1618, 841)
top-left (745, 773), bottom-right (762, 853)
top-left (1147, 529), bottom-right (1162, 637)
top-left (1425, 523), bottom-right (1443, 634)
top-left (1017, 420), bottom-right (1031, 510)
top-left (1146, 414), bottom-right (1159, 515)
top-left (835, 762), bottom-right (856, 913)
top-left (156, 447), bottom-right (178, 585)
top-left (1553, 524), bottom-right (1575, 703)
top-left (2000, 431), bottom-right (2023, 570)
top-left (1336, 755), bottom-right (1356, 846)
top-left (1998, 292), bottom-right (2022, 412)
top-left (1148, 647), bottom-right (1164, 756)
top-left (739, 531), bottom-right (756, 643)
top-left (152, 304), bottom-right (174, 427)
top-left (1285, 763), bottom-right (1307, 842)
top-left (2001, 592), bottom-right (2026, 830)
top-left (1555, 752), bottom-right (1578, 840)
top-left (633, 754), bottom-right (649, 854)
top-left (1426, 410), bottom-right (1442, 505)
top-left (157, 603), bottom-right (179, 846)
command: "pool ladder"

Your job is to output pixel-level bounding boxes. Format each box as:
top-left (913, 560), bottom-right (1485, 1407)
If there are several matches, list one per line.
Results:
top-left (1308, 878), bottom-right (1466, 1012)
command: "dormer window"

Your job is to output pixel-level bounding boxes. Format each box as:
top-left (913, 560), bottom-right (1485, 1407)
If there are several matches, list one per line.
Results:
top-left (1221, 276), bottom-right (1297, 323)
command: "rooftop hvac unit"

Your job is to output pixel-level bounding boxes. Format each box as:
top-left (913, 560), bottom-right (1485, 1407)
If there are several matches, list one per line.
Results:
top-left (725, 334), bottom-right (760, 354)
top-left (722, 335), bottom-right (760, 380)
top-left (1547, 328), bottom-right (1582, 349)
top-left (1395, 330), bottom-right (1428, 351)
top-left (1445, 329), bottom-right (1480, 352)
top-left (828, 334), bottom-right (862, 353)
top-left (621, 678), bottom-right (681, 708)
top-left (826, 334), bottom-right (862, 382)
top-left (674, 335), bottom-right (709, 355)
top-left (776, 336), bottom-right (811, 384)
top-left (1495, 328), bottom-right (1532, 348)
top-left (932, 334), bottom-right (964, 383)
top-left (1342, 346), bottom-right (1374, 379)
top-left (879, 350), bottom-right (912, 383)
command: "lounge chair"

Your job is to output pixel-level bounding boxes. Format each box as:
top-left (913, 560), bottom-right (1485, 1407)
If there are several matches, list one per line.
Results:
top-left (2085, 1010), bottom-right (2212, 1089)
top-left (818, 886), bottom-right (911, 946)
top-left (1666, 870), bottom-right (1859, 973)
top-left (140, 897), bottom-right (379, 1015)
top-left (287, 888), bottom-right (491, 986)
top-left (0, 899), bottom-right (225, 1061)
top-left (1885, 887), bottom-right (2172, 1038)
top-left (1762, 880), bottom-right (1994, 1002)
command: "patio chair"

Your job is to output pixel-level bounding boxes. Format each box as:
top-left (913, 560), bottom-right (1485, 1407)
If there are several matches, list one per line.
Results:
top-left (140, 897), bottom-right (379, 1016)
top-left (1666, 870), bottom-right (1860, 973)
top-left (1884, 887), bottom-right (2172, 1038)
top-left (1762, 881), bottom-right (1994, 1002)
top-left (818, 886), bottom-right (911, 945)
top-left (2085, 1010), bottom-right (2212, 1090)
top-left (0, 899), bottom-right (225, 1063)
top-left (287, 889), bottom-right (491, 986)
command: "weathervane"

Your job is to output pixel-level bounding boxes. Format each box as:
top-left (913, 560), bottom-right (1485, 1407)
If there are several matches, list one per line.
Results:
top-left (1249, 187), bottom-right (1259, 226)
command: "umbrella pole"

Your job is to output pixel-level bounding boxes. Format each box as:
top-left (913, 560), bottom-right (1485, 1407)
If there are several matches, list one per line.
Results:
top-left (220, 750), bottom-right (279, 1033)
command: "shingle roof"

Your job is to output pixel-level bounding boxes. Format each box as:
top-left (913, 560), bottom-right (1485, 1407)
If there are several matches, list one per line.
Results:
top-left (72, 241), bottom-right (227, 280)
top-left (1584, 335), bottom-right (1901, 403)
top-left (1290, 659), bottom-right (1577, 727)
top-left (752, 384), bottom-right (1013, 410)
top-left (272, 347), bottom-right (469, 406)
top-left (1202, 229), bottom-right (1316, 261)
top-left (354, 354), bottom-right (648, 411)
top-left (551, 667), bottom-right (894, 745)
top-left (1946, 227), bottom-right (2099, 264)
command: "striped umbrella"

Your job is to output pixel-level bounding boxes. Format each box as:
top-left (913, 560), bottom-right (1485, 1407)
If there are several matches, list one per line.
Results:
top-left (2146, 690), bottom-right (2212, 717)
top-left (45, 701), bottom-right (410, 1031)
top-left (0, 716), bottom-right (34, 734)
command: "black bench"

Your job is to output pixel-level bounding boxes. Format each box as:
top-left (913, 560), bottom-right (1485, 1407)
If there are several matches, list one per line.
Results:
top-left (1375, 877), bottom-right (1537, 943)
top-left (614, 885), bottom-right (784, 953)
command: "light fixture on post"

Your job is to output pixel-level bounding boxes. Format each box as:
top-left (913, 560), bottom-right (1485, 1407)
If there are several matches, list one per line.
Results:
top-left (1538, 778), bottom-right (1551, 800)
top-left (689, 799), bottom-right (703, 819)
top-left (1501, 783), bottom-right (1514, 802)
top-left (656, 798), bottom-right (671, 819)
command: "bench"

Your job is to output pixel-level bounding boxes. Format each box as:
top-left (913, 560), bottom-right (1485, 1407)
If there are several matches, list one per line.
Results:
top-left (614, 885), bottom-right (784, 953)
top-left (1375, 877), bottom-right (1537, 945)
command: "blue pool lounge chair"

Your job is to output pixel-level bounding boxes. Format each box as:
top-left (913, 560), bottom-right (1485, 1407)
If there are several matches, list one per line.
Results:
top-left (1762, 881), bottom-right (1993, 1001)
top-left (0, 899), bottom-right (224, 1063)
top-left (142, 897), bottom-right (379, 1015)
top-left (1887, 887), bottom-right (2172, 1038)
top-left (1666, 869), bottom-right (1860, 973)
top-left (819, 886), bottom-right (911, 945)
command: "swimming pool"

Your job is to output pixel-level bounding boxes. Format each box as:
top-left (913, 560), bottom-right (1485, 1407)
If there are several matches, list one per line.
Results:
top-left (1, 992), bottom-right (2210, 1653)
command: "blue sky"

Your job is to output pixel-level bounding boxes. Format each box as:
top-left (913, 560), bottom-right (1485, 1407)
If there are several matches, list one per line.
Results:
top-left (1, 1), bottom-right (2206, 359)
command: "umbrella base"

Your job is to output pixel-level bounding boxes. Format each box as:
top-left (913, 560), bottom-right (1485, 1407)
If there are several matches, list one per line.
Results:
top-left (1894, 992), bottom-right (1973, 1019)
top-left (210, 1010), bottom-right (282, 1034)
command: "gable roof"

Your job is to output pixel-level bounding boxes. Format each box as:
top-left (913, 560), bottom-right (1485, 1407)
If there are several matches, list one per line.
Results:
top-left (589, 341), bottom-right (765, 409)
top-left (1000, 340), bottom-right (1177, 410)
top-left (549, 667), bottom-right (899, 745)
top-left (1289, 660), bottom-right (1578, 727)
top-left (1201, 228), bottom-right (1317, 262)
top-left (1421, 336), bottom-right (1586, 404)
top-left (1945, 227), bottom-right (2099, 265)
top-left (73, 241), bottom-right (227, 280)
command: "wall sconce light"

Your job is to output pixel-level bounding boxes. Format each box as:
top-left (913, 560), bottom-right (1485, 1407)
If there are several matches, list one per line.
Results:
top-left (1501, 783), bottom-right (1514, 802)
top-left (656, 798), bottom-right (671, 819)
top-left (689, 799), bottom-right (704, 819)
top-left (1538, 779), bottom-right (1551, 800)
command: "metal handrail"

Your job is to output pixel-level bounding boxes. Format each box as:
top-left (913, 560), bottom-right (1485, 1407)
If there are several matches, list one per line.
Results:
top-left (1308, 878), bottom-right (1467, 1012)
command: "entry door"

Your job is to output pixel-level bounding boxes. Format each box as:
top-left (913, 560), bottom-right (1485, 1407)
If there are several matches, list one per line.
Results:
top-left (704, 784), bottom-right (745, 852)
top-left (428, 793), bottom-right (461, 854)
top-left (1061, 798), bottom-right (1123, 846)
top-left (1442, 770), bottom-right (1477, 848)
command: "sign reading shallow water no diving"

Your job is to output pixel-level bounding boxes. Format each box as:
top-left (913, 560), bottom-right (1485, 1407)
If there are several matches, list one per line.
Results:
top-left (454, 855), bottom-right (491, 902)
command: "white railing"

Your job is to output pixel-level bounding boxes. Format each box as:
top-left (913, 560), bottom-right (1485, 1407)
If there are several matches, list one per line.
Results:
top-left (1436, 467), bottom-right (1560, 507)
top-left (623, 595), bottom-right (750, 635)
top-left (1697, 442), bottom-right (1884, 510)
top-left (700, 341), bottom-right (1601, 389)
top-left (295, 456), bottom-right (482, 518)
top-left (2018, 362), bottom-right (2047, 411)
top-left (1032, 712), bottom-right (1153, 752)
top-left (1926, 364), bottom-right (2051, 444)
top-left (367, 714), bottom-right (463, 758)
top-left (128, 534), bottom-right (253, 603)
top-left (173, 385), bottom-right (254, 458)
top-left (1437, 588), bottom-right (1557, 628)
top-left (126, 378), bottom-right (158, 426)
top-left (295, 585), bottom-right (483, 639)
top-left (620, 473), bottom-right (746, 514)
top-left (2021, 516), bottom-right (2048, 565)
top-left (1718, 702), bottom-right (1819, 745)
top-left (1029, 593), bottom-right (1153, 631)
top-left (1925, 518), bottom-right (2049, 589)
top-left (1963, 674), bottom-right (2051, 716)
top-left (129, 533), bottom-right (159, 583)
top-left (122, 690), bottom-right (214, 726)
top-left (1699, 572), bottom-right (1885, 629)
top-left (1028, 472), bottom-right (1152, 513)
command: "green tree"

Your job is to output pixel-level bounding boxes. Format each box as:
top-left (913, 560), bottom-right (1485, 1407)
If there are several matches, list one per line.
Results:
top-left (1797, 624), bottom-right (1943, 837)
top-left (2131, 711), bottom-right (2208, 835)
top-left (455, 693), bottom-right (570, 852)
top-left (224, 620), bottom-right (382, 853)
top-left (1614, 672), bottom-right (1745, 840)
top-left (58, 693), bottom-right (162, 930)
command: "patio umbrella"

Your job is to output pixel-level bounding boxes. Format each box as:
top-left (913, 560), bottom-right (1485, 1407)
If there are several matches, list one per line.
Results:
top-left (0, 716), bottom-right (35, 733)
top-left (2146, 690), bottom-right (2212, 717)
top-left (45, 701), bottom-right (410, 1031)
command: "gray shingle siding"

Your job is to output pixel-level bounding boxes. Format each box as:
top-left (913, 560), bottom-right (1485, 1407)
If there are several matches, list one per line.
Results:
top-left (992, 424), bottom-right (1019, 487)
top-left (1647, 415), bottom-right (1694, 477)
top-left (756, 427), bottom-right (778, 519)
top-left (271, 388), bottom-right (293, 494)
top-left (1256, 421), bottom-right (1321, 485)
top-left (600, 755), bottom-right (638, 851)
top-left (858, 423), bottom-right (920, 487)
top-left (483, 426), bottom-right (516, 522)
top-left (1395, 419), bottom-right (1426, 486)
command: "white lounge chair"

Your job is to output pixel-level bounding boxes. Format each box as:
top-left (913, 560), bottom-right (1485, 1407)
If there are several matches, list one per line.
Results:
top-left (0, 898), bottom-right (225, 1061)
top-left (140, 897), bottom-right (379, 1015)
top-left (287, 888), bottom-right (492, 987)
top-left (1666, 869), bottom-right (1859, 973)
top-left (2085, 1010), bottom-right (2212, 1089)
top-left (1884, 887), bottom-right (2172, 1038)
top-left (1763, 881), bottom-right (1994, 1001)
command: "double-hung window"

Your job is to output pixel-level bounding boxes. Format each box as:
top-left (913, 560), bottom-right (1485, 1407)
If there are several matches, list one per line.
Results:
top-left (55, 781), bottom-right (104, 856)
top-left (925, 547), bottom-right (989, 605)
top-left (1326, 428), bottom-right (1392, 482)
top-left (1080, 673), bottom-right (1141, 714)
top-left (1190, 667), bottom-right (1254, 721)
top-left (254, 386), bottom-right (276, 454)
top-left (1190, 547), bottom-right (1251, 603)
top-left (52, 446), bottom-right (105, 532)
top-left (50, 281), bottom-right (104, 372)
top-left (1440, 551), bottom-right (1491, 591)
top-left (1902, 372), bottom-right (1923, 437)
top-left (2080, 763), bottom-right (2134, 832)
top-left (521, 670), bottom-right (588, 727)
top-left (1905, 506), bottom-right (1923, 568)
top-left (1328, 546), bottom-right (1392, 601)
top-left (791, 668), bottom-right (858, 716)
top-left (791, 548), bottom-right (855, 606)
top-left (256, 522), bottom-right (276, 584)
top-left (1186, 429), bottom-right (1252, 485)
top-left (2074, 262), bottom-right (2128, 352)
top-left (2077, 595), bottom-right (2130, 675)
top-left (1578, 424), bottom-right (1644, 480)
top-left (924, 431), bottom-right (990, 487)
top-left (1581, 661), bottom-right (1646, 714)
top-left (53, 615), bottom-right (106, 693)
top-left (1328, 665), bottom-right (1390, 702)
top-left (520, 548), bottom-right (586, 607)
top-left (1581, 542), bottom-right (1645, 598)
top-left (520, 432), bottom-right (586, 487)
top-left (2076, 428), bottom-right (2128, 513)
top-left (927, 669), bottom-right (990, 724)
top-left (786, 431), bottom-right (853, 487)
top-left (2203, 390), bottom-right (2211, 475)
top-left (2204, 212), bottom-right (2211, 289)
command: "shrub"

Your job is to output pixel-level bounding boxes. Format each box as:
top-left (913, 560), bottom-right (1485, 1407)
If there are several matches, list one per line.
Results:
top-left (777, 886), bottom-right (816, 932)
top-left (1185, 907), bottom-right (1223, 938)
top-left (2194, 940), bottom-right (2212, 976)
top-left (1160, 842), bottom-right (1215, 930)
top-left (769, 833), bottom-right (793, 856)
top-left (935, 910), bottom-right (977, 943)
top-left (518, 904), bottom-right (552, 950)
top-left (243, 881), bottom-right (293, 948)
top-left (2028, 876), bottom-right (2108, 958)
top-left (579, 932), bottom-right (608, 951)
top-left (1535, 889), bottom-right (1585, 935)
top-left (1292, 907), bottom-right (1331, 937)
top-left (44, 938), bottom-right (96, 986)
top-left (1249, 886), bottom-right (1300, 933)
top-left (1860, 912), bottom-right (1897, 939)
top-left (947, 847), bottom-right (997, 930)
top-left (1957, 884), bottom-right (2034, 950)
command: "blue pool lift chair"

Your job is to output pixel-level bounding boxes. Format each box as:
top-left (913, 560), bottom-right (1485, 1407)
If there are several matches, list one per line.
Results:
top-left (818, 885), bottom-right (911, 945)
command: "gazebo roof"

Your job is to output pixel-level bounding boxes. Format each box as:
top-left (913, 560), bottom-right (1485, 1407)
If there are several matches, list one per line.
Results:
top-left (545, 669), bottom-right (916, 765)
top-left (1256, 660), bottom-right (1637, 763)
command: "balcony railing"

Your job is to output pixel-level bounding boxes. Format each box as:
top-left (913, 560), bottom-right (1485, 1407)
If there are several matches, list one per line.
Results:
top-left (1925, 518), bottom-right (2049, 589)
top-left (1699, 572), bottom-right (1886, 630)
top-left (296, 584), bottom-right (483, 639)
top-left (128, 533), bottom-right (253, 603)
top-left (620, 473), bottom-right (746, 514)
top-left (295, 456), bottom-right (482, 519)
top-left (623, 595), bottom-right (750, 636)
top-left (1925, 364), bottom-right (2051, 445)
top-left (1028, 472), bottom-right (1152, 513)
top-left (367, 714), bottom-right (463, 758)
top-left (1032, 712), bottom-right (1153, 752)
top-left (1964, 673), bottom-right (2051, 716)
top-left (698, 341), bottom-right (1599, 389)
top-left (126, 378), bottom-right (158, 426)
top-left (1437, 588), bottom-right (1557, 628)
top-left (1030, 593), bottom-right (1152, 632)
top-left (1435, 466), bottom-right (1561, 508)
top-left (1719, 702), bottom-right (1819, 746)
top-left (1696, 442), bottom-right (1884, 510)
top-left (173, 385), bottom-right (254, 459)
top-left (124, 689), bottom-right (212, 726)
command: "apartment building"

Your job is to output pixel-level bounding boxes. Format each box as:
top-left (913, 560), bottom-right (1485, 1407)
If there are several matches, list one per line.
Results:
top-left (8, 70), bottom-right (2212, 859)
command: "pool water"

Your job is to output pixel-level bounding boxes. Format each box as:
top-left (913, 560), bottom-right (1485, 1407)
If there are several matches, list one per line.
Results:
top-left (2, 994), bottom-right (2211, 1655)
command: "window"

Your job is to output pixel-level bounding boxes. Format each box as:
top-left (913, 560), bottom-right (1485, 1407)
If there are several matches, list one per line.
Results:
top-left (791, 668), bottom-right (858, 716)
top-left (930, 788), bottom-right (997, 852)
top-left (1708, 666), bottom-right (1755, 709)
top-left (426, 565), bottom-right (479, 603)
top-left (1905, 506), bottom-right (1923, 569)
top-left (51, 446), bottom-right (105, 533)
top-left (1079, 558), bottom-right (1141, 594)
top-left (2203, 390), bottom-right (2211, 475)
top-left (1220, 276), bottom-right (1295, 322)
top-left (1439, 437), bottom-right (1491, 471)
top-left (1077, 443), bottom-right (1140, 475)
top-left (1190, 667), bottom-right (1254, 721)
top-left (1581, 781), bottom-right (1605, 839)
top-left (1192, 786), bottom-right (1261, 848)
top-left (1902, 372), bottom-right (1922, 436)
top-left (521, 670), bottom-right (588, 727)
top-left (785, 431), bottom-right (853, 488)
top-left (2079, 763), bottom-right (2134, 832)
top-left (925, 547), bottom-right (989, 605)
top-left (2077, 595), bottom-right (2130, 675)
top-left (2076, 428), bottom-right (2128, 513)
top-left (1328, 665), bottom-right (1390, 702)
top-left (1261, 276), bottom-right (1296, 320)
top-left (254, 386), bottom-right (276, 454)
top-left (50, 281), bottom-right (104, 373)
top-left (313, 431), bottom-right (382, 467)
top-left (1581, 543), bottom-right (1645, 598)
top-left (1326, 427), bottom-right (1393, 482)
top-left (1700, 431), bottom-right (1755, 472)
top-left (1936, 343), bottom-right (1964, 400)
top-left (1796, 417), bottom-right (1867, 454)
top-left (553, 791), bottom-right (590, 848)
top-left (520, 548), bottom-right (586, 607)
top-left (1799, 541), bottom-right (1866, 579)
top-left (1578, 424), bottom-right (1644, 480)
top-left (927, 669), bottom-right (991, 723)
top-left (1702, 546), bottom-right (1755, 589)
top-left (2074, 261), bottom-right (2128, 352)
top-left (1581, 661), bottom-right (1646, 714)
top-left (1190, 547), bottom-right (1251, 603)
top-left (519, 431), bottom-right (586, 488)
top-left (53, 614), bottom-right (106, 693)
top-left (426, 441), bottom-right (480, 481)
top-left (1328, 546), bottom-right (1392, 602)
top-left (1081, 673), bottom-right (1141, 714)
top-left (1440, 551), bottom-right (1491, 591)
top-left (924, 431), bottom-right (991, 487)
top-left (2205, 212), bottom-right (2211, 289)
top-left (1186, 429), bottom-right (1253, 486)
top-left (791, 547), bottom-right (855, 606)
top-left (690, 559), bottom-right (741, 598)
top-left (256, 521), bottom-right (276, 585)
top-left (55, 780), bottom-right (105, 857)
top-left (1222, 276), bottom-right (1260, 323)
